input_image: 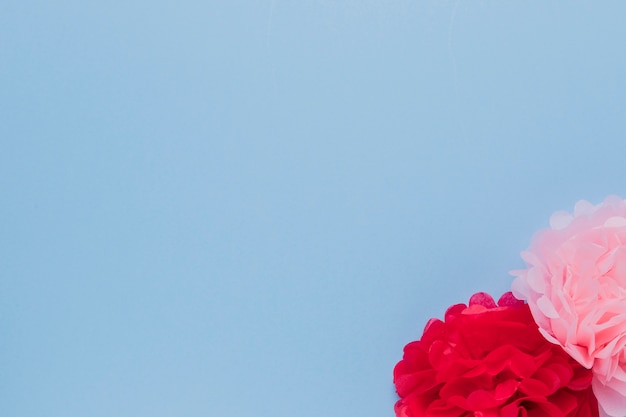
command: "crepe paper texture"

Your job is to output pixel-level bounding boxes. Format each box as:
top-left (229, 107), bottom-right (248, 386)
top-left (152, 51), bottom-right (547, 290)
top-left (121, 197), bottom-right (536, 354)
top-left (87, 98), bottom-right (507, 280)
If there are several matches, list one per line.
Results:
top-left (393, 292), bottom-right (597, 417)
top-left (393, 197), bottom-right (626, 416)
top-left (512, 196), bottom-right (626, 417)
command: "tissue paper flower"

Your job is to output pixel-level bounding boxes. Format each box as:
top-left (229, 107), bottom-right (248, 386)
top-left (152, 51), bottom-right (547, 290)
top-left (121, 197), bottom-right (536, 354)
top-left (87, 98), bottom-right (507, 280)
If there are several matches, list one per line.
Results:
top-left (511, 196), bottom-right (626, 417)
top-left (393, 292), bottom-right (597, 417)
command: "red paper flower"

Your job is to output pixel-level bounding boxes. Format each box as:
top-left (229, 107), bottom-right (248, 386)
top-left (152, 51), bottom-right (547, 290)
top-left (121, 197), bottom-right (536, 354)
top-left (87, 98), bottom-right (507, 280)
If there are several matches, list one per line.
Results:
top-left (393, 292), bottom-right (598, 417)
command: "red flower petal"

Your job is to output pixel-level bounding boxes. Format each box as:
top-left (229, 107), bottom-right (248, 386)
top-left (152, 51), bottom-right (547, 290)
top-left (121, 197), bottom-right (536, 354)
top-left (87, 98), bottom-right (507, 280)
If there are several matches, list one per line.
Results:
top-left (393, 292), bottom-right (598, 417)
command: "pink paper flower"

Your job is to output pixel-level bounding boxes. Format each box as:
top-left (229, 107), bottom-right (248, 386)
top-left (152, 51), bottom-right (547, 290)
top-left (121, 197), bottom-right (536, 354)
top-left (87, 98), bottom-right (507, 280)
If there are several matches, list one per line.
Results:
top-left (512, 196), bottom-right (626, 417)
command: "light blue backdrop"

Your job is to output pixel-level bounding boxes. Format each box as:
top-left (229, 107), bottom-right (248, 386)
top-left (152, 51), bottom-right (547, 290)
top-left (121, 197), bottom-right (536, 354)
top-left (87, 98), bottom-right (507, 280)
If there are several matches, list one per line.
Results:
top-left (2, 1), bottom-right (626, 416)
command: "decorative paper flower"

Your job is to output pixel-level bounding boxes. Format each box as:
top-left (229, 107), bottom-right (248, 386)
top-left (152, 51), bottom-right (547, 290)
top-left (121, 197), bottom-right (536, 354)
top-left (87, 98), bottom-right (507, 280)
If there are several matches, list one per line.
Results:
top-left (393, 292), bottom-right (597, 417)
top-left (511, 196), bottom-right (626, 417)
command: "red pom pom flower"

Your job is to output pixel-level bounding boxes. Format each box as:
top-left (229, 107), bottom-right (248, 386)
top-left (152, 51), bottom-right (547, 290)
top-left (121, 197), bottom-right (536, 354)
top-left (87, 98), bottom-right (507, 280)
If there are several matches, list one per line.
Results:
top-left (393, 292), bottom-right (598, 417)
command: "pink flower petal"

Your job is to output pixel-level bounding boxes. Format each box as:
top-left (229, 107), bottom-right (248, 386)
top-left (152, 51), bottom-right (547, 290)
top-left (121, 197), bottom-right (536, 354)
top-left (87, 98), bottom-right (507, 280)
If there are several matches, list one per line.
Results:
top-left (551, 210), bottom-right (575, 230)
top-left (514, 196), bottom-right (626, 417)
top-left (593, 376), bottom-right (626, 417)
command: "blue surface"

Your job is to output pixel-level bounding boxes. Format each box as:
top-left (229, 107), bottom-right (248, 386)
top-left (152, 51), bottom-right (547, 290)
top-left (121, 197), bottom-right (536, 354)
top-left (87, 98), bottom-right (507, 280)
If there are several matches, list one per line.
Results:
top-left (3, 2), bottom-right (626, 416)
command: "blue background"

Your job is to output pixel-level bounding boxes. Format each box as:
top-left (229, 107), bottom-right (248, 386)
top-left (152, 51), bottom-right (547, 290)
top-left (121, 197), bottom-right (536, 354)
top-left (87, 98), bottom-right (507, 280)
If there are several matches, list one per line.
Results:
top-left (2, 1), bottom-right (626, 416)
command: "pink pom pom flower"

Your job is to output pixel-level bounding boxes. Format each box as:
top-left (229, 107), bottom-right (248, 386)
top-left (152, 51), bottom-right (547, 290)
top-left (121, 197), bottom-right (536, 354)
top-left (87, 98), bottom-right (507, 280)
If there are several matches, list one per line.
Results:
top-left (512, 196), bottom-right (626, 417)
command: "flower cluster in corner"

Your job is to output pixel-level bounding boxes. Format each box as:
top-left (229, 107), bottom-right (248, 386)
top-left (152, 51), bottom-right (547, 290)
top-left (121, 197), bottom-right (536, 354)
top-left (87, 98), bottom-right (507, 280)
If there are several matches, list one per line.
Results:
top-left (394, 196), bottom-right (626, 417)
